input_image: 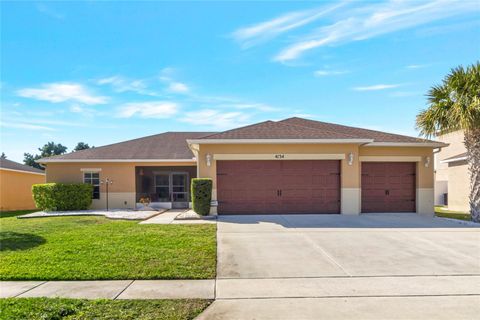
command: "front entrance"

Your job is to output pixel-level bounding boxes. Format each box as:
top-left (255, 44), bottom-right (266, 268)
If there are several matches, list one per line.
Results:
top-left (216, 160), bottom-right (341, 214)
top-left (155, 172), bottom-right (189, 209)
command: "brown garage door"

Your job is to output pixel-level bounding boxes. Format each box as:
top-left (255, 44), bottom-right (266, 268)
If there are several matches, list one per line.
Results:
top-left (216, 160), bottom-right (340, 214)
top-left (361, 162), bottom-right (416, 213)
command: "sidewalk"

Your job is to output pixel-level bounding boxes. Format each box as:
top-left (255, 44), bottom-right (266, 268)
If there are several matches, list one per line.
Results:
top-left (140, 209), bottom-right (216, 224)
top-left (1, 280), bottom-right (215, 299)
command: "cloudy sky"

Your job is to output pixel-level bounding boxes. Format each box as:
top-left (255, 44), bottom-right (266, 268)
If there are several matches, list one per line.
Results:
top-left (1, 1), bottom-right (479, 162)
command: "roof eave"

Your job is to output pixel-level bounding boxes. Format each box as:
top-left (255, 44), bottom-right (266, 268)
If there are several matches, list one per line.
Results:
top-left (364, 142), bottom-right (448, 148)
top-left (0, 167), bottom-right (45, 175)
top-left (36, 158), bottom-right (197, 164)
top-left (186, 139), bottom-right (374, 144)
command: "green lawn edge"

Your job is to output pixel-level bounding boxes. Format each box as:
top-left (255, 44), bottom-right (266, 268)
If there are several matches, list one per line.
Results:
top-left (0, 298), bottom-right (212, 320)
top-left (434, 205), bottom-right (471, 221)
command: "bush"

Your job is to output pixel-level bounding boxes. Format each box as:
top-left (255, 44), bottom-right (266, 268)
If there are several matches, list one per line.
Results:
top-left (191, 178), bottom-right (212, 216)
top-left (32, 183), bottom-right (93, 211)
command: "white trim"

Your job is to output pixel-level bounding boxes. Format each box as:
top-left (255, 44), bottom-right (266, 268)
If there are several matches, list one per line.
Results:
top-left (37, 159), bottom-right (196, 163)
top-left (440, 156), bottom-right (467, 164)
top-left (365, 142), bottom-right (447, 147)
top-left (187, 139), bottom-right (373, 144)
top-left (0, 167), bottom-right (45, 176)
top-left (213, 153), bottom-right (346, 160)
top-left (359, 156), bottom-right (422, 162)
top-left (80, 168), bottom-right (102, 172)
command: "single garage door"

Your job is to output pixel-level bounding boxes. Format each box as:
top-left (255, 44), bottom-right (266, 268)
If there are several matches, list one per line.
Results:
top-left (217, 160), bottom-right (340, 214)
top-left (361, 162), bottom-right (416, 213)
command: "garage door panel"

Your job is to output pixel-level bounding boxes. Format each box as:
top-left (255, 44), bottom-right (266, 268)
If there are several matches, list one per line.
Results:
top-left (362, 162), bottom-right (416, 213)
top-left (217, 160), bottom-right (340, 214)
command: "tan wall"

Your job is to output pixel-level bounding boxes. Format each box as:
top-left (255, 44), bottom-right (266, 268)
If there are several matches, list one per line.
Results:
top-left (197, 144), bottom-right (435, 215)
top-left (0, 169), bottom-right (45, 211)
top-left (435, 130), bottom-right (466, 181)
top-left (434, 130), bottom-right (469, 210)
top-left (447, 161), bottom-right (469, 212)
top-left (45, 161), bottom-right (195, 209)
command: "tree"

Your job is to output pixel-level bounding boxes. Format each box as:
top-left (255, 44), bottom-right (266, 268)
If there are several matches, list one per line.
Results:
top-left (24, 142), bottom-right (68, 170)
top-left (23, 153), bottom-right (42, 169)
top-left (416, 62), bottom-right (480, 222)
top-left (0, 152), bottom-right (6, 159)
top-left (38, 142), bottom-right (68, 157)
top-left (73, 142), bottom-right (92, 151)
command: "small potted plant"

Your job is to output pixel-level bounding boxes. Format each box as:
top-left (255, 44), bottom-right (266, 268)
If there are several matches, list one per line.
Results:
top-left (139, 196), bottom-right (151, 210)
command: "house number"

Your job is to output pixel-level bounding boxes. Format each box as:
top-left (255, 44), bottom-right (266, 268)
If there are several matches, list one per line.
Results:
top-left (275, 154), bottom-right (285, 159)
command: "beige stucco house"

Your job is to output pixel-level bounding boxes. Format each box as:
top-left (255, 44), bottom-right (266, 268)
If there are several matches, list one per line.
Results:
top-left (434, 130), bottom-right (469, 212)
top-left (0, 158), bottom-right (45, 211)
top-left (38, 117), bottom-right (446, 215)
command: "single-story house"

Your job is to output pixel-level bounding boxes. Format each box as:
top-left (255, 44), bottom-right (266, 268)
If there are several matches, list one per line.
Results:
top-left (38, 117), bottom-right (446, 215)
top-left (0, 158), bottom-right (46, 211)
top-left (434, 130), bottom-right (469, 212)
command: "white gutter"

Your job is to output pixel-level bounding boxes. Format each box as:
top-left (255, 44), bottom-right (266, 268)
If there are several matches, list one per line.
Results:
top-left (186, 139), bottom-right (374, 144)
top-left (440, 156), bottom-right (468, 164)
top-left (0, 167), bottom-right (45, 175)
top-left (36, 159), bottom-right (197, 164)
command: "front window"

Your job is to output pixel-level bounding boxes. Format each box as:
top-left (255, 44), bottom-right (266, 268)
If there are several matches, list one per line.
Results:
top-left (84, 172), bottom-right (100, 199)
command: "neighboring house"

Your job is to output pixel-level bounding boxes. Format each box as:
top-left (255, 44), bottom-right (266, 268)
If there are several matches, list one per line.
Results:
top-left (37, 117), bottom-right (446, 215)
top-left (0, 158), bottom-right (45, 211)
top-left (434, 130), bottom-right (469, 212)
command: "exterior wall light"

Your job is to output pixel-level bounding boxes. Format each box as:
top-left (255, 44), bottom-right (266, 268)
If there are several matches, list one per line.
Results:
top-left (206, 153), bottom-right (212, 167)
top-left (348, 152), bottom-right (354, 166)
top-left (424, 156), bottom-right (430, 168)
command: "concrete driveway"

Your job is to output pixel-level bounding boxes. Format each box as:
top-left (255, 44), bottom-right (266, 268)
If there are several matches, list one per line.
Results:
top-left (198, 213), bottom-right (480, 319)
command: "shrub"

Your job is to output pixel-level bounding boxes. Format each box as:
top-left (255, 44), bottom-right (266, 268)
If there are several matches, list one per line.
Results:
top-left (191, 178), bottom-right (212, 216)
top-left (32, 183), bottom-right (93, 211)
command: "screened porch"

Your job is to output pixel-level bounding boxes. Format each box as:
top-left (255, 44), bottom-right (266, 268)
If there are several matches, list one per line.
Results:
top-left (135, 166), bottom-right (197, 209)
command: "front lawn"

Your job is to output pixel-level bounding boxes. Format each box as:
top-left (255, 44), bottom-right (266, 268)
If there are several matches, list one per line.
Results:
top-left (435, 205), bottom-right (471, 221)
top-left (0, 215), bottom-right (216, 280)
top-left (0, 298), bottom-right (211, 320)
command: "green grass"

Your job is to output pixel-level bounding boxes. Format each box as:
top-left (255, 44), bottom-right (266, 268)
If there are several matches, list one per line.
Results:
top-left (0, 215), bottom-right (216, 280)
top-left (435, 205), bottom-right (471, 221)
top-left (0, 210), bottom-right (39, 219)
top-left (0, 298), bottom-right (211, 320)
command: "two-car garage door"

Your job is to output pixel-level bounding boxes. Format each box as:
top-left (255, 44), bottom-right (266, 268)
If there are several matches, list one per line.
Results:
top-left (217, 160), bottom-right (340, 214)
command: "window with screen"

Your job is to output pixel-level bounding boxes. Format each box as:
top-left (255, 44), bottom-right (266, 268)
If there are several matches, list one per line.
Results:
top-left (84, 172), bottom-right (100, 199)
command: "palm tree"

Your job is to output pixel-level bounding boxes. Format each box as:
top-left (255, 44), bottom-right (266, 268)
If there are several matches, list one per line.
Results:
top-left (416, 62), bottom-right (480, 222)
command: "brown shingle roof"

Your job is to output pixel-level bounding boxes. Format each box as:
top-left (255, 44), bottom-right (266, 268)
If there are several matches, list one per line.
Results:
top-left (0, 158), bottom-right (45, 174)
top-left (38, 132), bottom-right (214, 162)
top-left (279, 117), bottom-right (435, 143)
top-left (198, 120), bottom-right (363, 140)
top-left (37, 117), bottom-right (444, 162)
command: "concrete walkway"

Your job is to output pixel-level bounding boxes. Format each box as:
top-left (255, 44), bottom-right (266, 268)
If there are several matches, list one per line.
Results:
top-left (1, 280), bottom-right (215, 299)
top-left (140, 209), bottom-right (216, 224)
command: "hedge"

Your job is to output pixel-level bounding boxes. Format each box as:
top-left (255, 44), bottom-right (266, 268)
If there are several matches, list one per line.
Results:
top-left (191, 178), bottom-right (212, 216)
top-left (32, 183), bottom-right (93, 211)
